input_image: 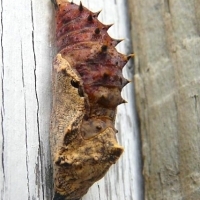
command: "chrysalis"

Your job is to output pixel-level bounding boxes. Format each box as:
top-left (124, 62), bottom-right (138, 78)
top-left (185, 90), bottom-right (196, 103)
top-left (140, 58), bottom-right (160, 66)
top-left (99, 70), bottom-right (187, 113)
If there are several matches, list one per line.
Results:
top-left (50, 0), bottom-right (132, 199)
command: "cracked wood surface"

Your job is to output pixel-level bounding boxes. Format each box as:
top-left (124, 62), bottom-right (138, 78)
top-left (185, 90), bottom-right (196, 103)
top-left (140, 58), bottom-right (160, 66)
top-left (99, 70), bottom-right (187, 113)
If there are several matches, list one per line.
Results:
top-left (128, 0), bottom-right (200, 199)
top-left (0, 0), bottom-right (143, 199)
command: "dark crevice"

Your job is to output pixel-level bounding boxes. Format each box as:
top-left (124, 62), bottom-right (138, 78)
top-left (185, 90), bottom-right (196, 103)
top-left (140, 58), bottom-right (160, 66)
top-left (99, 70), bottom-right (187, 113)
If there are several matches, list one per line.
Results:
top-left (98, 185), bottom-right (101, 200)
top-left (158, 172), bottom-right (163, 198)
top-left (194, 95), bottom-right (200, 133)
top-left (20, 41), bottom-right (31, 200)
top-left (0, 0), bottom-right (5, 198)
top-left (164, 0), bottom-right (171, 13)
top-left (30, 0), bottom-right (45, 199)
top-left (21, 42), bottom-right (25, 88)
top-left (53, 193), bottom-right (66, 200)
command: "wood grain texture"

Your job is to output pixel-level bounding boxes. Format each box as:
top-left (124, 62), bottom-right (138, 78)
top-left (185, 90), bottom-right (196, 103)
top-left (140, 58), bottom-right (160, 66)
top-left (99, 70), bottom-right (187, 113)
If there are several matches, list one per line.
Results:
top-left (128, 0), bottom-right (200, 199)
top-left (0, 0), bottom-right (143, 199)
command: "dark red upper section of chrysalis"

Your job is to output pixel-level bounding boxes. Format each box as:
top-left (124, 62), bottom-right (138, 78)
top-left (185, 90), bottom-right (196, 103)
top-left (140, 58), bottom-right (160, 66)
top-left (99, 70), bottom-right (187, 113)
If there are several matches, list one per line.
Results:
top-left (55, 1), bottom-right (130, 120)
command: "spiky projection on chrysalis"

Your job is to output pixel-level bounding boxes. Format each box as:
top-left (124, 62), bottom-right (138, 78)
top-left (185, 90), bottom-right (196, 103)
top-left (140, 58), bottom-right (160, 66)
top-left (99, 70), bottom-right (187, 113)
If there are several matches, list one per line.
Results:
top-left (50, 0), bottom-right (133, 199)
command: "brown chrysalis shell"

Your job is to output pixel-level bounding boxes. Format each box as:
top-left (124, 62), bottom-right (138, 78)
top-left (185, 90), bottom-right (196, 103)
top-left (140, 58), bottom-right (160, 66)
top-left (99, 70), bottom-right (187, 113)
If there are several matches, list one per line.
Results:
top-left (50, 0), bottom-right (132, 199)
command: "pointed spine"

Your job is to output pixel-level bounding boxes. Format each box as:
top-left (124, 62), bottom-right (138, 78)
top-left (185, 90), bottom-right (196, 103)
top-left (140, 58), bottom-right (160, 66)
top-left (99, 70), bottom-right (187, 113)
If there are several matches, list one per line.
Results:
top-left (79, 1), bottom-right (83, 11)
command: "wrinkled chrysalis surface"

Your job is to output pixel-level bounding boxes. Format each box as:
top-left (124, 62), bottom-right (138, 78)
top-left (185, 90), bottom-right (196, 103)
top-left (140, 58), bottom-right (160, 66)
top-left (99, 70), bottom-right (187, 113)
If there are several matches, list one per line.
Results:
top-left (50, 0), bottom-right (132, 199)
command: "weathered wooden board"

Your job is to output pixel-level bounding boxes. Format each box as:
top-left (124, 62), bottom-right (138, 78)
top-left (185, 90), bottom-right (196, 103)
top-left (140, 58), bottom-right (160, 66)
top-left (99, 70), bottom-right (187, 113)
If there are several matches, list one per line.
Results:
top-left (0, 0), bottom-right (143, 199)
top-left (128, 0), bottom-right (200, 199)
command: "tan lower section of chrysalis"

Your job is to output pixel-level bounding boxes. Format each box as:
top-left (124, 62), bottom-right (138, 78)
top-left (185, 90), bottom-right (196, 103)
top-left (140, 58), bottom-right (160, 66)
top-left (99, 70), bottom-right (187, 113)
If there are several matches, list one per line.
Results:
top-left (51, 54), bottom-right (123, 200)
